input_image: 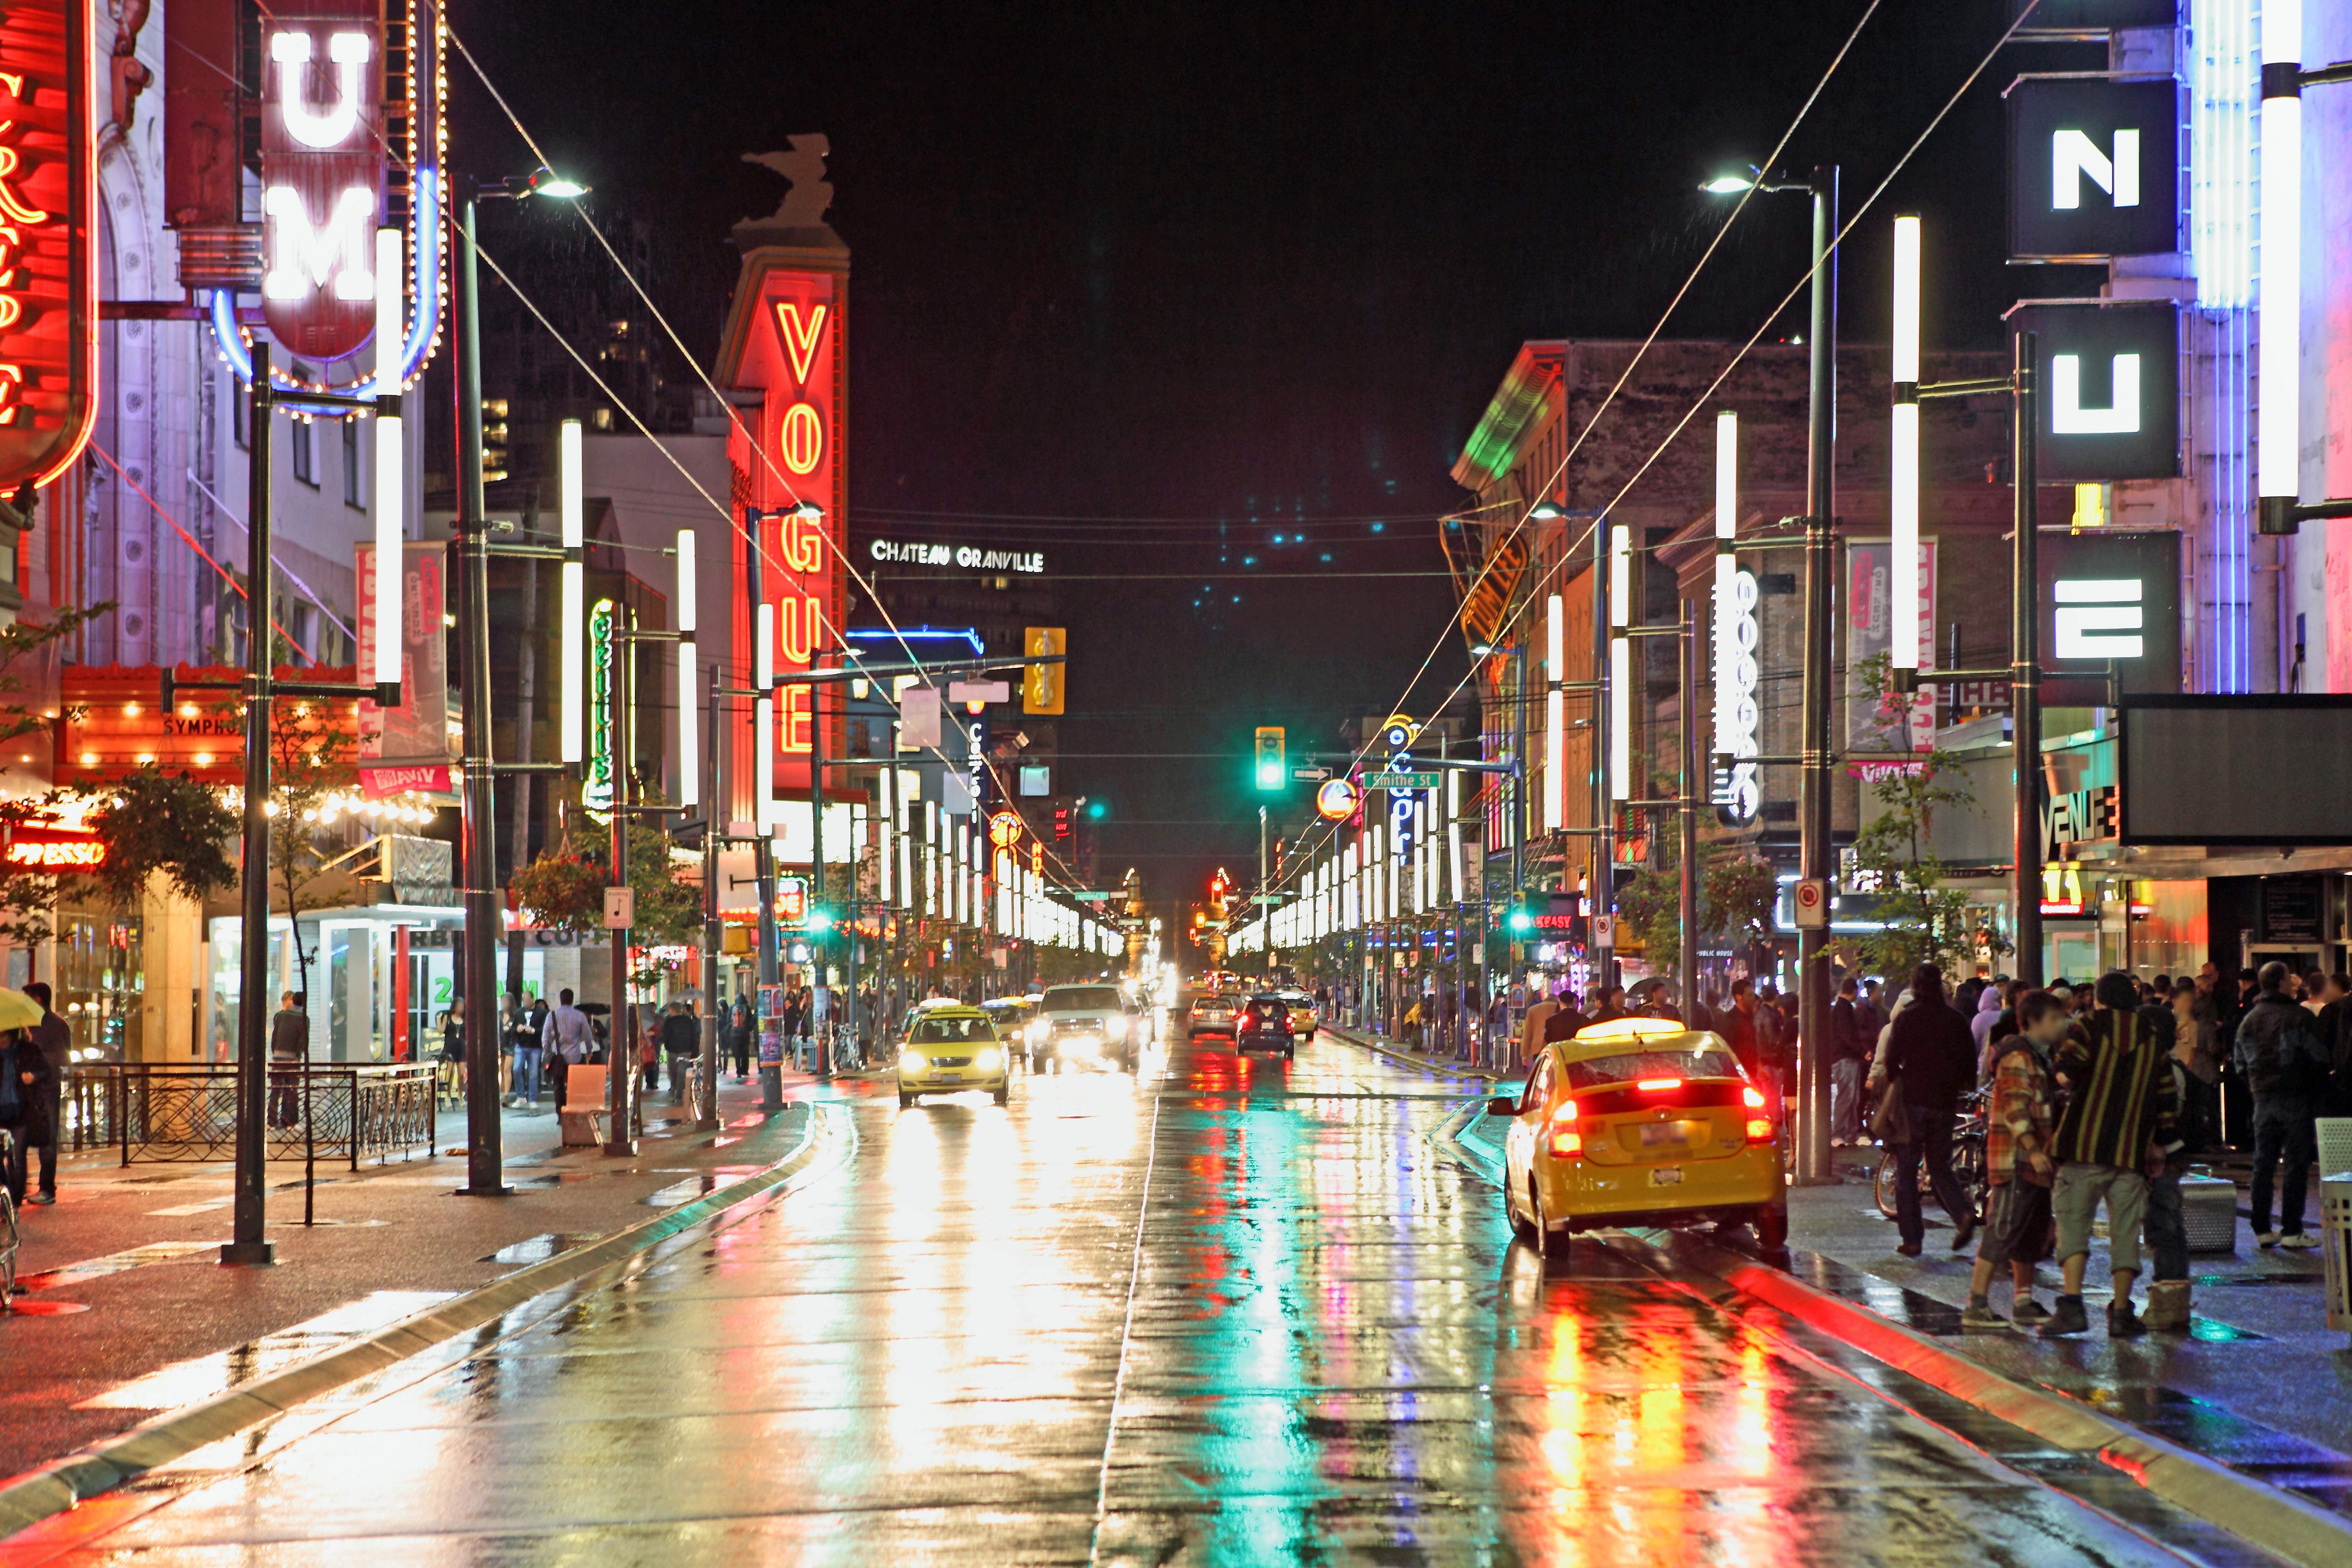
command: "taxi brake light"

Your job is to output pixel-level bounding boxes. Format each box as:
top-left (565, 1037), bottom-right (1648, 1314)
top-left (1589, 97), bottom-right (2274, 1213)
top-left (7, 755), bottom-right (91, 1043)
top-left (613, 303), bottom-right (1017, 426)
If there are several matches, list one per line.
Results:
top-left (1549, 1098), bottom-right (1582, 1158)
top-left (1744, 1117), bottom-right (1774, 1144)
top-left (1636, 1078), bottom-right (1684, 1091)
top-left (1742, 1086), bottom-right (1766, 1109)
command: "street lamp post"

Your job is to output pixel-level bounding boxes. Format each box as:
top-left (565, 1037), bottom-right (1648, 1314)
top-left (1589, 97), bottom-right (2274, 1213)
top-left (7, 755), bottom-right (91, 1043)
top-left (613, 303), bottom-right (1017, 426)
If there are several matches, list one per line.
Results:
top-left (1705, 161), bottom-right (1839, 1185)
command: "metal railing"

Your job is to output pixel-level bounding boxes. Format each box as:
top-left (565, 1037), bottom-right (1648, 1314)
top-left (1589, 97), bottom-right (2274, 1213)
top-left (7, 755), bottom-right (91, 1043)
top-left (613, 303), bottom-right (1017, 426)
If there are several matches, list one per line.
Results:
top-left (63, 1063), bottom-right (437, 1167)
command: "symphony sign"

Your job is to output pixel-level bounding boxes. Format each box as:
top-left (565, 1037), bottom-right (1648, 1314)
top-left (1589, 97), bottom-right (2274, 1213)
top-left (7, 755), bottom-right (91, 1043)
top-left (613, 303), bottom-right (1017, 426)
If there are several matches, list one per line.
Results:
top-left (0, 0), bottom-right (96, 491)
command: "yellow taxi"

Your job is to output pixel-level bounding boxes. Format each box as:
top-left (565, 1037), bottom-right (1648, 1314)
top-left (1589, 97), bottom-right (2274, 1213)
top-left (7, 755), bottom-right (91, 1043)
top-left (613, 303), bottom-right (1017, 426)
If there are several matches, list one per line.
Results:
top-left (1491, 1016), bottom-right (1786, 1254)
top-left (897, 1006), bottom-right (1011, 1108)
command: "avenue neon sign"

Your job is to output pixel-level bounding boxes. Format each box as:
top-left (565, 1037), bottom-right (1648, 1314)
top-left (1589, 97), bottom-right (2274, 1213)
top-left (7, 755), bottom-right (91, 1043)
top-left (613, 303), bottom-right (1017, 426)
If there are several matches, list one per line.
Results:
top-left (260, 3), bottom-right (383, 362)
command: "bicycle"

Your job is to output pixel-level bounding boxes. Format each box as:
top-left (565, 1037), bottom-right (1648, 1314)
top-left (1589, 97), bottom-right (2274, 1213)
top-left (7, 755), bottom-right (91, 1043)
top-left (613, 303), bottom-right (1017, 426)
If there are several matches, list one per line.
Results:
top-left (0, 1129), bottom-right (18, 1311)
top-left (1874, 1086), bottom-right (1990, 1222)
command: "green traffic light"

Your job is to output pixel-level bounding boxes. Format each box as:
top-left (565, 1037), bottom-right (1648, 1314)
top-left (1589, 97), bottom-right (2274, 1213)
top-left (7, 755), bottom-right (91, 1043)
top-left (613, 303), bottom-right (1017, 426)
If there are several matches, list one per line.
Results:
top-left (1254, 762), bottom-right (1283, 791)
top-left (806, 909), bottom-right (835, 934)
top-left (1506, 908), bottom-right (1533, 934)
top-left (1086, 800), bottom-right (1108, 819)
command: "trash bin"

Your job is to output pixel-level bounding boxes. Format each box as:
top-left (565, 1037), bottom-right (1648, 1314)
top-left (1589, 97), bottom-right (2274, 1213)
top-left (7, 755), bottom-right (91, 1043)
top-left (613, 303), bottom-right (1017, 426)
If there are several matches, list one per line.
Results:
top-left (2178, 1174), bottom-right (2240, 1253)
top-left (2323, 1173), bottom-right (2352, 1337)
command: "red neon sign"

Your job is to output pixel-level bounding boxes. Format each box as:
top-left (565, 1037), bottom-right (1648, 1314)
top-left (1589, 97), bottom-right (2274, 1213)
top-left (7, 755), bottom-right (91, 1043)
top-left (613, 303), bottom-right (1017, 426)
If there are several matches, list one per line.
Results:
top-left (259, 0), bottom-right (383, 363)
top-left (0, 0), bottom-right (96, 491)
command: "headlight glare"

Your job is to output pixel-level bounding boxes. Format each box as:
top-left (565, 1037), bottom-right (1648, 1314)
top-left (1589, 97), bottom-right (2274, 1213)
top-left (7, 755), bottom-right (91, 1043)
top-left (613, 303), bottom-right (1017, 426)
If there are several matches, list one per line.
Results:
top-left (898, 1050), bottom-right (925, 1075)
top-left (975, 1047), bottom-right (1001, 1071)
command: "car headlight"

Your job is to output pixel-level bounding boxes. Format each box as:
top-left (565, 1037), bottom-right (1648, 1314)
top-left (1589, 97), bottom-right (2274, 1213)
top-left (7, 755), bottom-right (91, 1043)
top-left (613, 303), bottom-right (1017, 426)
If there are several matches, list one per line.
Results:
top-left (1104, 1016), bottom-right (1127, 1040)
top-left (975, 1047), bottom-right (1001, 1072)
top-left (899, 1050), bottom-right (925, 1075)
top-left (1026, 1020), bottom-right (1046, 1043)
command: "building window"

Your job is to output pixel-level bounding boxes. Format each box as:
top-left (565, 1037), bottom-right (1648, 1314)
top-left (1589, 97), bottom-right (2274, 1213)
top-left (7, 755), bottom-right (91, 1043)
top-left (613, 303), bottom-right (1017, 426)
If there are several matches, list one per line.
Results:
top-left (291, 418), bottom-right (315, 486)
top-left (343, 416), bottom-right (363, 507)
top-left (232, 370), bottom-right (248, 450)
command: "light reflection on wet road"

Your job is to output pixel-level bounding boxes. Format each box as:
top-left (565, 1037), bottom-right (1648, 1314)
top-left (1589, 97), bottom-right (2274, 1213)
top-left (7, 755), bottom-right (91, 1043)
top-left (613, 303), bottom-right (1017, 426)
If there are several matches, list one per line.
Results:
top-left (25, 1026), bottom-right (2234, 1565)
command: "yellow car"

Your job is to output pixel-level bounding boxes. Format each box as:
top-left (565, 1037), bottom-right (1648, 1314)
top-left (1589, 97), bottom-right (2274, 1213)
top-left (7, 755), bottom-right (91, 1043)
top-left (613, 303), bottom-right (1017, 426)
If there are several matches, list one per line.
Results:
top-left (1491, 1016), bottom-right (1786, 1254)
top-left (897, 1006), bottom-right (1011, 1108)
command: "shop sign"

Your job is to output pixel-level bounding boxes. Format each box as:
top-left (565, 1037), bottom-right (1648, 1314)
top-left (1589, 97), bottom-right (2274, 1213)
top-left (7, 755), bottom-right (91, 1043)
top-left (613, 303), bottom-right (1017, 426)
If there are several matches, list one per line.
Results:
top-left (0, 0), bottom-right (97, 492)
top-left (1713, 567), bottom-right (1761, 823)
top-left (2039, 530), bottom-right (2182, 693)
top-left (260, 0), bottom-right (383, 362)
top-left (987, 809), bottom-right (1022, 848)
top-left (61, 665), bottom-right (351, 786)
top-left (869, 539), bottom-right (1046, 574)
top-left (5, 822), bottom-right (101, 869)
top-left (1846, 538), bottom-right (1938, 763)
top-left (1457, 532), bottom-right (1527, 649)
top-left (2009, 78), bottom-right (2179, 261)
top-left (2011, 303), bottom-right (2180, 482)
top-left (583, 598), bottom-right (615, 812)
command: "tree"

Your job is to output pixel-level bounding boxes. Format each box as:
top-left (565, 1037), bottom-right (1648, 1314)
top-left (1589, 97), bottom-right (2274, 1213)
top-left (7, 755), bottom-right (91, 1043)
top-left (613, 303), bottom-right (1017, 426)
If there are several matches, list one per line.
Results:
top-left (1618, 835), bottom-right (1780, 972)
top-left (84, 765), bottom-right (240, 911)
top-left (509, 819), bottom-right (699, 944)
top-left (0, 605), bottom-right (111, 945)
top-left (1845, 655), bottom-right (2009, 980)
top-left (263, 697), bottom-right (359, 1003)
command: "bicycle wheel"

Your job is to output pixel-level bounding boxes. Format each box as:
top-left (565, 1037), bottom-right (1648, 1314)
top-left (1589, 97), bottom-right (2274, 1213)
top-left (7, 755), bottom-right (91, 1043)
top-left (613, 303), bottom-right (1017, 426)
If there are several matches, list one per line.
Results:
top-left (0, 1188), bottom-right (17, 1310)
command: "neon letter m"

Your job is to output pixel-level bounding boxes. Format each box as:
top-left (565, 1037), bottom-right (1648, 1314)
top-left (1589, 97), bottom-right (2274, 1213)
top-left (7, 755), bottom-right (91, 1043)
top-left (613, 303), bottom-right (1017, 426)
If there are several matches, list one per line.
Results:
top-left (263, 185), bottom-right (376, 302)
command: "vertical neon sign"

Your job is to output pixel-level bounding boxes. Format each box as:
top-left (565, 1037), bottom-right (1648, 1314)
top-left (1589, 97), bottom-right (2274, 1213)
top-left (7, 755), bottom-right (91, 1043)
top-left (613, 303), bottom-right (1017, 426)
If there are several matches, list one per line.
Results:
top-left (259, 0), bottom-right (383, 362)
top-left (0, 0), bottom-right (95, 490)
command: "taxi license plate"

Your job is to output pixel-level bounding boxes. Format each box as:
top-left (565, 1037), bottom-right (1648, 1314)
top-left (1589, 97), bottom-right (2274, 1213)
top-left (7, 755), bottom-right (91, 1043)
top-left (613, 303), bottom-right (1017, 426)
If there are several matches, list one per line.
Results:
top-left (1648, 1167), bottom-right (1684, 1187)
top-left (1639, 1122), bottom-right (1692, 1149)
top-left (936, 1072), bottom-right (963, 1082)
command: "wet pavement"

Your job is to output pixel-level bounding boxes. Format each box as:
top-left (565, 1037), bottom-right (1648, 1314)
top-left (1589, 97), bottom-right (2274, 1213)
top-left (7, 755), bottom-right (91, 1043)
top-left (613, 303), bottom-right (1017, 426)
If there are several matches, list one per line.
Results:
top-left (1, 1023), bottom-right (2290, 1564)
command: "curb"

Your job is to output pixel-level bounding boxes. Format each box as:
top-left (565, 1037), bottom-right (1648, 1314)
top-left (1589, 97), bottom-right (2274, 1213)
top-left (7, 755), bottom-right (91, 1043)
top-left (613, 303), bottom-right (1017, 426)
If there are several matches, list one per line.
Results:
top-left (1613, 1228), bottom-right (2352, 1568)
top-left (0, 1103), bottom-right (849, 1547)
top-left (1324, 1023), bottom-right (1504, 1083)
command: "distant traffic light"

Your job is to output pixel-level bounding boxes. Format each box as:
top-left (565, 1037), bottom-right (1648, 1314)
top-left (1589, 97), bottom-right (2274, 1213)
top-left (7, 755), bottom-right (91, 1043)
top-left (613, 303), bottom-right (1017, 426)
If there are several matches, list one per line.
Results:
top-left (1254, 726), bottom-right (1286, 790)
top-left (481, 398), bottom-right (510, 483)
top-left (1506, 902), bottom-right (1534, 934)
top-left (1023, 627), bottom-right (1066, 715)
top-left (1086, 798), bottom-right (1108, 820)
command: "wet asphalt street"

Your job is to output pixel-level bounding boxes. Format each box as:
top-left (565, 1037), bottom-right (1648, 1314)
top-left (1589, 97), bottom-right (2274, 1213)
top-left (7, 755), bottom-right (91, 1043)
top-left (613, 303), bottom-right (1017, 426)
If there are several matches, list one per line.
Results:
top-left (21, 1021), bottom-right (2269, 1565)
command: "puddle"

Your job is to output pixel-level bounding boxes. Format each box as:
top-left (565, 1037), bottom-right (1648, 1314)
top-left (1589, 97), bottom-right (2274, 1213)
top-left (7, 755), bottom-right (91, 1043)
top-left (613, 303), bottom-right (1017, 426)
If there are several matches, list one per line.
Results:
top-left (639, 1166), bottom-right (761, 1207)
top-left (76, 1289), bottom-right (458, 1410)
top-left (18, 1240), bottom-right (221, 1292)
top-left (4, 1299), bottom-right (90, 1316)
top-left (484, 1232), bottom-right (606, 1264)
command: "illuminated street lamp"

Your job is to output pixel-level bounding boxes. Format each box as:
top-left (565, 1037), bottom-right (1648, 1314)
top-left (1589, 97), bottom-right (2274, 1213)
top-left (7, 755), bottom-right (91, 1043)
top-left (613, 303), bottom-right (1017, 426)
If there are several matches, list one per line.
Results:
top-left (1705, 160), bottom-right (1838, 1185)
top-left (452, 166), bottom-right (591, 1194)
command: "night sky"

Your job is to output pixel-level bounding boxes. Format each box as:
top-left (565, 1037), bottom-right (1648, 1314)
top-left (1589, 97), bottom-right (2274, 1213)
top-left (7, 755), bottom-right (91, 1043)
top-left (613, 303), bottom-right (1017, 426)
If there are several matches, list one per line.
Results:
top-left (460, 1), bottom-right (2099, 935)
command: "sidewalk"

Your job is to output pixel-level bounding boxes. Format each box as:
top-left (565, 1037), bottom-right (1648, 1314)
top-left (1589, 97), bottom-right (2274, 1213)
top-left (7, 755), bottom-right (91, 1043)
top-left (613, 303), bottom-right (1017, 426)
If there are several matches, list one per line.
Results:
top-left (0, 1066), bottom-right (874, 1480)
top-left (1451, 1101), bottom-right (2352, 1526)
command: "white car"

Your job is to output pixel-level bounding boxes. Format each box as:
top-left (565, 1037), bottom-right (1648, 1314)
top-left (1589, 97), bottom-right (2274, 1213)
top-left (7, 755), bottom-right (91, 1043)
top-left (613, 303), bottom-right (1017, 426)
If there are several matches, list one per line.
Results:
top-left (1024, 984), bottom-right (1140, 1073)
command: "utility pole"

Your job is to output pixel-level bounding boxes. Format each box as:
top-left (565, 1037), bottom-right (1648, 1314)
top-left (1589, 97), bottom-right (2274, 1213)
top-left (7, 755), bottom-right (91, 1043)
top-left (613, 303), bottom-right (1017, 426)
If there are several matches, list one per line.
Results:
top-left (699, 664), bottom-right (722, 1129)
top-left (224, 347), bottom-right (278, 1267)
top-left (2010, 333), bottom-right (2042, 985)
top-left (606, 600), bottom-right (636, 1156)
top-left (1590, 510), bottom-right (1614, 992)
top-left (1679, 598), bottom-right (1701, 1024)
top-left (810, 650), bottom-right (830, 1079)
top-left (1794, 162), bottom-right (1840, 1186)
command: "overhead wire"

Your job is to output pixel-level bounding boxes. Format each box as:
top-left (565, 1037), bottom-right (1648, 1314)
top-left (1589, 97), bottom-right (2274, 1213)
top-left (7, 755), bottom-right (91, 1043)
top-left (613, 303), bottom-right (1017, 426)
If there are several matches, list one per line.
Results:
top-left (1236, 0), bottom-right (2042, 928)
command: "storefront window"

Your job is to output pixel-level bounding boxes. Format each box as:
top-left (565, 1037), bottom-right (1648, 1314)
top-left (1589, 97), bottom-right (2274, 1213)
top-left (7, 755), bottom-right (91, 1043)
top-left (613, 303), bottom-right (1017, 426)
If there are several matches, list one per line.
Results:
top-left (59, 910), bottom-right (142, 1061)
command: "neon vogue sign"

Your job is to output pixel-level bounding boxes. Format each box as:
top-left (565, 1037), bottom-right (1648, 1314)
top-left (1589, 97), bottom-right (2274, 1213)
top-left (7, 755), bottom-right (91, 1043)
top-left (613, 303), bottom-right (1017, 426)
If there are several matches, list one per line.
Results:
top-left (869, 540), bottom-right (1045, 574)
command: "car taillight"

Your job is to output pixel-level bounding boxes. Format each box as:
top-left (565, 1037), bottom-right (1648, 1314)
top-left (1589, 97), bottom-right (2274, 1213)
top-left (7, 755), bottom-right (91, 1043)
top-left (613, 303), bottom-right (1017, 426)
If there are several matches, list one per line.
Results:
top-left (1742, 1086), bottom-right (1766, 1109)
top-left (1636, 1078), bottom-right (1684, 1092)
top-left (1745, 1117), bottom-right (1774, 1144)
top-left (1549, 1098), bottom-right (1581, 1158)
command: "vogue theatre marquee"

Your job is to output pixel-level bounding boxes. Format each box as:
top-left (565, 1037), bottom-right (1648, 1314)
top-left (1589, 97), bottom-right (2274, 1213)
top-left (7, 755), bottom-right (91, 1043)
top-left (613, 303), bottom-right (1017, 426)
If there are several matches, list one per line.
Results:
top-left (869, 539), bottom-right (1045, 574)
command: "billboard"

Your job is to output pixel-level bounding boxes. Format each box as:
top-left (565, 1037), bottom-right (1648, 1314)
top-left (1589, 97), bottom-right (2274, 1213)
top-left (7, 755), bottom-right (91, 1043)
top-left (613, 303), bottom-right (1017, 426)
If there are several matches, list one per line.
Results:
top-left (355, 542), bottom-right (454, 796)
top-left (0, 0), bottom-right (96, 492)
top-left (2120, 698), bottom-right (2352, 846)
top-left (2011, 303), bottom-right (2179, 482)
top-left (259, 0), bottom-right (383, 363)
top-left (2009, 78), bottom-right (2180, 260)
top-left (1845, 538), bottom-right (1938, 759)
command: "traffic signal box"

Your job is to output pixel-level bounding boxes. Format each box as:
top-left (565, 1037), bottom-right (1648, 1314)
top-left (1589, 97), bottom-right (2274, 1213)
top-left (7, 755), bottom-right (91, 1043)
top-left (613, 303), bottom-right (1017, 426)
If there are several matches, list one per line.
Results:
top-left (1254, 726), bottom-right (1285, 790)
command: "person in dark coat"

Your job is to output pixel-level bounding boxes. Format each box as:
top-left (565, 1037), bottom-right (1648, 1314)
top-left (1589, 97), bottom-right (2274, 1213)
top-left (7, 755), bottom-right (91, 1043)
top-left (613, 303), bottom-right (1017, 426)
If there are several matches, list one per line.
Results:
top-left (268, 992), bottom-right (309, 1129)
top-left (21, 982), bottom-right (70, 1204)
top-left (1875, 962), bottom-right (1981, 1257)
top-left (661, 1000), bottom-right (701, 1095)
top-left (727, 996), bottom-right (753, 1081)
top-left (0, 1024), bottom-right (58, 1207)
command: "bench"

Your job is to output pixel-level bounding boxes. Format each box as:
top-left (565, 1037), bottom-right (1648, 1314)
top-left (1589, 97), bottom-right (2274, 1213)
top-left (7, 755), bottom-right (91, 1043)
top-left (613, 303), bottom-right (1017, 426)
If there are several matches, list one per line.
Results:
top-left (560, 1066), bottom-right (609, 1147)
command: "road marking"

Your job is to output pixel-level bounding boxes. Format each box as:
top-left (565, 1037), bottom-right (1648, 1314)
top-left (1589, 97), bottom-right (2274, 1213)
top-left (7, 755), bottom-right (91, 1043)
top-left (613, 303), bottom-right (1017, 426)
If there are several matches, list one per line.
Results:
top-left (1088, 1055), bottom-right (1164, 1566)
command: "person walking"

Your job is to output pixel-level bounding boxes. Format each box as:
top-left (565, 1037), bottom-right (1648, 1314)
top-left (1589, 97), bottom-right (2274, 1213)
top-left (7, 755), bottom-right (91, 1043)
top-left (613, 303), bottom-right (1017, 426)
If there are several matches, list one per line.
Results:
top-left (1962, 989), bottom-right (2067, 1330)
top-left (1829, 978), bottom-right (1865, 1145)
top-left (268, 992), bottom-right (309, 1129)
top-left (1874, 963), bottom-right (1979, 1257)
top-left (1969, 983), bottom-right (2004, 1059)
top-left (2040, 970), bottom-right (2182, 1339)
top-left (20, 982), bottom-right (69, 1205)
top-left (0, 1022), bottom-right (57, 1209)
top-left (2143, 1036), bottom-right (2210, 1333)
top-left (2234, 960), bottom-right (2329, 1250)
top-left (543, 988), bottom-right (593, 1110)
top-left (728, 994), bottom-right (753, 1081)
top-left (1518, 983), bottom-right (1562, 1074)
top-left (505, 991), bottom-right (543, 1107)
top-left (1718, 980), bottom-right (1761, 1081)
top-left (662, 999), bottom-right (700, 1099)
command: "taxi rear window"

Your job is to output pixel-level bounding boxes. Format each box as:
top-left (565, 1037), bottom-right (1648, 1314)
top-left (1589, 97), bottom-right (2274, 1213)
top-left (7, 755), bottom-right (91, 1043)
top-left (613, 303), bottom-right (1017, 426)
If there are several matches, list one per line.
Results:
top-left (910, 1015), bottom-right (993, 1044)
top-left (1563, 1047), bottom-right (1743, 1090)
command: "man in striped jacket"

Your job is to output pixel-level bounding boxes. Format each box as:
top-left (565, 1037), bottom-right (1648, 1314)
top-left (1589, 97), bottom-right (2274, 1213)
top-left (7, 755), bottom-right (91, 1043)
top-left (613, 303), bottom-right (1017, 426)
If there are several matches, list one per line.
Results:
top-left (2039, 971), bottom-right (2182, 1339)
